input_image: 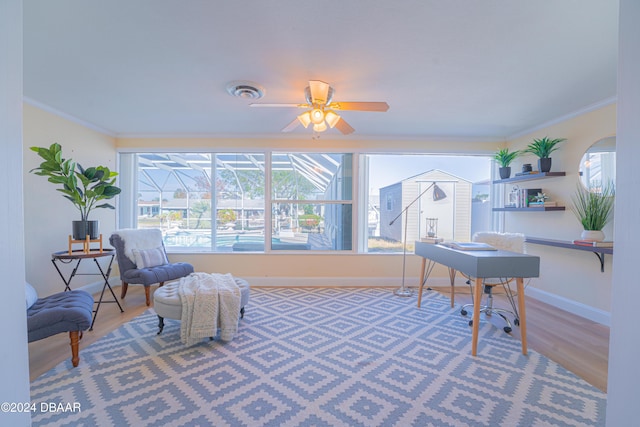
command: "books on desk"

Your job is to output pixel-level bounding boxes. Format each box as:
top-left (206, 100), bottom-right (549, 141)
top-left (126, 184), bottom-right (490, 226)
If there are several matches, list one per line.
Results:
top-left (572, 240), bottom-right (614, 248)
top-left (442, 241), bottom-right (497, 251)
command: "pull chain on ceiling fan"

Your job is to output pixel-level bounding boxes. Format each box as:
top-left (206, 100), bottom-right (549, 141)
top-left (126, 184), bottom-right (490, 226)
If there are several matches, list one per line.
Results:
top-left (250, 80), bottom-right (389, 135)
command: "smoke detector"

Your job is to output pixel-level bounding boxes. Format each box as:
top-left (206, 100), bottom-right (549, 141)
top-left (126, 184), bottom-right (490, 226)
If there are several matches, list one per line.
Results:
top-left (226, 81), bottom-right (265, 99)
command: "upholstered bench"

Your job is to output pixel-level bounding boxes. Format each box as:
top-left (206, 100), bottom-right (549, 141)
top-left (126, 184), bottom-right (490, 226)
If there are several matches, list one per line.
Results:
top-left (27, 285), bottom-right (94, 367)
top-left (153, 276), bottom-right (250, 334)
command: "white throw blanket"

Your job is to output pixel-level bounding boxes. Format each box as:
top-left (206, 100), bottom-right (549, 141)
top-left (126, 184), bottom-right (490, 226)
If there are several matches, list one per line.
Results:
top-left (178, 272), bottom-right (241, 346)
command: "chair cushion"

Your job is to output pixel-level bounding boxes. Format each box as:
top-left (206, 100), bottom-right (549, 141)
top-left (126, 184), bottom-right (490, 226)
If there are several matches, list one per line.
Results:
top-left (26, 282), bottom-right (38, 309)
top-left (132, 247), bottom-right (168, 268)
top-left (27, 290), bottom-right (93, 342)
top-left (122, 262), bottom-right (195, 286)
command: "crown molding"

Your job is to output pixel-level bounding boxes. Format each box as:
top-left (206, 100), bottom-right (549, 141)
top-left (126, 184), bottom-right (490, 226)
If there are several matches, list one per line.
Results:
top-left (23, 97), bottom-right (116, 137)
top-left (507, 96), bottom-right (617, 140)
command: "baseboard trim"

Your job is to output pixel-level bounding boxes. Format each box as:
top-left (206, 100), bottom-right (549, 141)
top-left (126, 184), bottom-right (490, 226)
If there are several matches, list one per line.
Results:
top-left (77, 278), bottom-right (120, 296)
top-left (525, 286), bottom-right (611, 326)
top-left (243, 276), bottom-right (459, 288)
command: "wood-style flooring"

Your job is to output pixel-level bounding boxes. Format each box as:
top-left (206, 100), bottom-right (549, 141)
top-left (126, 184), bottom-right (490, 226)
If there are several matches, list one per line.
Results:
top-left (28, 285), bottom-right (609, 393)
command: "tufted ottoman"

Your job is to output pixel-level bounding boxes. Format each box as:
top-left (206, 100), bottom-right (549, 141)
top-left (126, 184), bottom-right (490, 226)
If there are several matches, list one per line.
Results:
top-left (153, 276), bottom-right (250, 334)
top-left (27, 289), bottom-right (94, 367)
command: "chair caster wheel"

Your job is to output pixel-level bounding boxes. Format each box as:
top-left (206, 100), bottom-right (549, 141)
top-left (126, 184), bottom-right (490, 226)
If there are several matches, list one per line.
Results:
top-left (514, 319), bottom-right (520, 326)
top-left (504, 326), bottom-right (512, 333)
top-left (468, 320), bottom-right (473, 327)
top-left (461, 309), bottom-right (468, 316)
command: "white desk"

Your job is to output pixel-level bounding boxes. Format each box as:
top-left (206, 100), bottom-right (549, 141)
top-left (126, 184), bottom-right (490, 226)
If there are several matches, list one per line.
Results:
top-left (414, 241), bottom-right (540, 356)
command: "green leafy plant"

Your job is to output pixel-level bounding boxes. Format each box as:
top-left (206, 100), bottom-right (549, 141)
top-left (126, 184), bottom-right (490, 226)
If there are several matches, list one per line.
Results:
top-left (570, 183), bottom-right (615, 231)
top-left (30, 143), bottom-right (121, 221)
top-left (494, 148), bottom-right (520, 167)
top-left (524, 137), bottom-right (566, 158)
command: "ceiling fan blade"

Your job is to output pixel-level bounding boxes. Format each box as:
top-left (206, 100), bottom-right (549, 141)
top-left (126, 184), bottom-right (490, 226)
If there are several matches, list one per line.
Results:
top-left (281, 117), bottom-right (301, 132)
top-left (308, 80), bottom-right (330, 104)
top-left (327, 101), bottom-right (389, 112)
top-left (249, 103), bottom-right (306, 108)
top-left (334, 117), bottom-right (355, 135)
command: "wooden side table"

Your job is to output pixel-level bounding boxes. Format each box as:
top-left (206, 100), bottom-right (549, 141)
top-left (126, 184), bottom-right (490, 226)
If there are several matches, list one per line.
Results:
top-left (51, 249), bottom-right (124, 330)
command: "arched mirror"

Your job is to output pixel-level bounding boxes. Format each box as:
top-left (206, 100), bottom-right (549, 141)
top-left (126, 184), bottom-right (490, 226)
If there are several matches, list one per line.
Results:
top-left (579, 136), bottom-right (616, 191)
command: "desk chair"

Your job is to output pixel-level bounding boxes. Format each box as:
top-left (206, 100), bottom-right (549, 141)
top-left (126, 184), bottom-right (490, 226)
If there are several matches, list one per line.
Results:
top-left (460, 231), bottom-right (525, 333)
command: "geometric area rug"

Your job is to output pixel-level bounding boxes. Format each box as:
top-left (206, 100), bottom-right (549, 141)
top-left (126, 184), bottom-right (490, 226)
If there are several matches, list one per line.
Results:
top-left (30, 287), bottom-right (606, 426)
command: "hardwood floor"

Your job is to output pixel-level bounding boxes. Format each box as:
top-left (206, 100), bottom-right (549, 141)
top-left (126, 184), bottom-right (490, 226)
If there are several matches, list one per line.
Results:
top-left (28, 285), bottom-right (609, 392)
top-left (431, 285), bottom-right (609, 392)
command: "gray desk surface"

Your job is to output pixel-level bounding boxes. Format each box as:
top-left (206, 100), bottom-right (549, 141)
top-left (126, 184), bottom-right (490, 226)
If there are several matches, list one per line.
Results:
top-left (414, 241), bottom-right (540, 278)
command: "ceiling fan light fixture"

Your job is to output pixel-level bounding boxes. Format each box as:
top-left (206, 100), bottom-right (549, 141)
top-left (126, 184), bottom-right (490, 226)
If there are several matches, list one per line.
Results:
top-left (310, 108), bottom-right (325, 125)
top-left (313, 121), bottom-right (327, 132)
top-left (325, 110), bottom-right (340, 128)
top-left (297, 111), bottom-right (312, 128)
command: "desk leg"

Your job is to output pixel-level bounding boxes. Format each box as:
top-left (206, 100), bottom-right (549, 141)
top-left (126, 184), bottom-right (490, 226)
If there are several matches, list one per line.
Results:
top-left (417, 258), bottom-right (426, 308)
top-left (448, 268), bottom-right (456, 308)
top-left (517, 277), bottom-right (528, 355)
top-left (471, 277), bottom-right (483, 356)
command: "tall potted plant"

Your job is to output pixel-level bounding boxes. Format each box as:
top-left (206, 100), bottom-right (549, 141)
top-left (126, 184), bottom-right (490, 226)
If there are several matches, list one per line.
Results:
top-left (570, 183), bottom-right (615, 241)
top-left (494, 148), bottom-right (520, 179)
top-left (30, 143), bottom-right (121, 240)
top-left (523, 136), bottom-right (566, 172)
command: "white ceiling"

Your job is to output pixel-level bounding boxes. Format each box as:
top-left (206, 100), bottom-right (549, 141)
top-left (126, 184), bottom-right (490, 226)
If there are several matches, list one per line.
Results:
top-left (23, 1), bottom-right (618, 140)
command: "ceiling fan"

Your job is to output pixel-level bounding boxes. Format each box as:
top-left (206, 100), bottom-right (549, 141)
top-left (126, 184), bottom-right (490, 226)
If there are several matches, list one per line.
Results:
top-left (249, 80), bottom-right (389, 135)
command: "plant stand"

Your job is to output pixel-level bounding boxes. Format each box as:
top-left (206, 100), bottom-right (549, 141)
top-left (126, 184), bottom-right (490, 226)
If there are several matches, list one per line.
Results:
top-left (68, 234), bottom-right (103, 255)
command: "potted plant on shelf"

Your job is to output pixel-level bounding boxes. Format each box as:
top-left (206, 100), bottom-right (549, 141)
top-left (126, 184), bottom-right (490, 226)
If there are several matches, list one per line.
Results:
top-left (494, 148), bottom-right (520, 179)
top-left (523, 136), bottom-right (566, 173)
top-left (570, 182), bottom-right (615, 241)
top-left (30, 143), bottom-right (121, 240)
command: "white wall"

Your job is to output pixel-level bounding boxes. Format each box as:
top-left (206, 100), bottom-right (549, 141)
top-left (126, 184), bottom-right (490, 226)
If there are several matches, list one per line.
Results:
top-left (505, 104), bottom-right (617, 320)
top-left (23, 103), bottom-right (117, 297)
top-left (607, 0), bottom-right (640, 423)
top-left (0, 0), bottom-right (31, 424)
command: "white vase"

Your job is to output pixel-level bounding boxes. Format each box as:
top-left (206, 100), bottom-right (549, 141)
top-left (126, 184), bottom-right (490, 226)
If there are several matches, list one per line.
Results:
top-left (581, 230), bottom-right (605, 242)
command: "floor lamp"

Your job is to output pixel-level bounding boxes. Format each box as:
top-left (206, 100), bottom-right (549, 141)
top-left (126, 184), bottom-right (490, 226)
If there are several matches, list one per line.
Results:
top-left (389, 182), bottom-right (447, 297)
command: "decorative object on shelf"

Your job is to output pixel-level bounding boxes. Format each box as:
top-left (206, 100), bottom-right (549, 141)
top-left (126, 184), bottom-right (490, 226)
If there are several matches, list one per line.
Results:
top-left (30, 143), bottom-right (121, 240)
top-left (507, 186), bottom-right (520, 208)
top-left (521, 163), bottom-right (532, 173)
top-left (524, 136), bottom-right (566, 173)
top-left (494, 148), bottom-right (520, 179)
top-left (570, 182), bottom-right (615, 242)
top-left (573, 239), bottom-right (613, 248)
top-left (528, 192), bottom-right (550, 207)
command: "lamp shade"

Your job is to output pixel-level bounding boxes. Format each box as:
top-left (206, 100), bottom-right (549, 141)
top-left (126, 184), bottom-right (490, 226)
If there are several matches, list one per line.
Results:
top-left (325, 110), bottom-right (341, 128)
top-left (432, 184), bottom-right (447, 201)
top-left (313, 121), bottom-right (327, 132)
top-left (297, 111), bottom-right (312, 128)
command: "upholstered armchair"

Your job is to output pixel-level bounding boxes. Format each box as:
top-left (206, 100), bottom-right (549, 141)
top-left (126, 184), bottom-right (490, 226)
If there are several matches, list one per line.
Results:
top-left (110, 229), bottom-right (194, 306)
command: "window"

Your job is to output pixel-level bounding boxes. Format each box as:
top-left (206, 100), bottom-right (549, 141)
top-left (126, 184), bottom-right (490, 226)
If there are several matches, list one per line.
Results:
top-left (270, 153), bottom-right (353, 251)
top-left (362, 154), bottom-right (492, 253)
top-left (119, 151), bottom-right (491, 253)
